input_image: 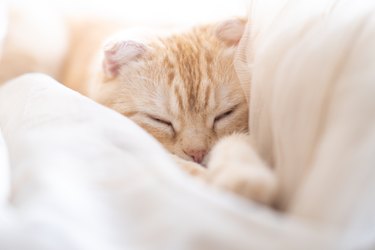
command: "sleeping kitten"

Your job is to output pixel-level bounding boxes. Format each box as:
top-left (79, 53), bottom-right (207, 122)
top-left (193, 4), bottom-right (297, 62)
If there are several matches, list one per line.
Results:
top-left (64, 18), bottom-right (277, 204)
top-left (88, 19), bottom-right (248, 164)
top-left (1, 11), bottom-right (276, 204)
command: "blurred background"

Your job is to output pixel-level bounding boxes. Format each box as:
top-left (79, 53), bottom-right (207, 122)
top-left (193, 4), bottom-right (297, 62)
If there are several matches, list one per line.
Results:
top-left (0, 0), bottom-right (251, 86)
top-left (4, 0), bottom-right (250, 26)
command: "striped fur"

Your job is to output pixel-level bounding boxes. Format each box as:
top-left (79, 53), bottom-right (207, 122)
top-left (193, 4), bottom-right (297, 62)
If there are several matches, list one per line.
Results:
top-left (90, 19), bottom-right (248, 163)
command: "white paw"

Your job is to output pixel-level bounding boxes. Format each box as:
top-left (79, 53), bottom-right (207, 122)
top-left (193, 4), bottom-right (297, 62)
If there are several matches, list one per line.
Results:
top-left (208, 163), bottom-right (277, 205)
top-left (206, 133), bottom-right (277, 204)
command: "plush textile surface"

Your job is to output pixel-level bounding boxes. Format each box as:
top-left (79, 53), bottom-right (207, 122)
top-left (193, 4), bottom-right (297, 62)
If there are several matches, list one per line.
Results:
top-left (247, 0), bottom-right (375, 209)
top-left (0, 74), bottom-right (300, 250)
top-left (237, 0), bottom-right (375, 247)
top-left (0, 73), bottom-right (327, 250)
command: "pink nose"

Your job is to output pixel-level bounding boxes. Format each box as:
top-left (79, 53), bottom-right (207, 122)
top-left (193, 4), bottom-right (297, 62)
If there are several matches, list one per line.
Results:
top-left (184, 150), bottom-right (207, 163)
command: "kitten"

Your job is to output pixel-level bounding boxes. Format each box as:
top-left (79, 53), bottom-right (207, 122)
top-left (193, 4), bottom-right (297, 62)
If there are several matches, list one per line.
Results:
top-left (41, 17), bottom-right (276, 204)
top-left (87, 19), bottom-right (249, 164)
top-left (83, 19), bottom-right (277, 204)
top-left (1, 10), bottom-right (276, 204)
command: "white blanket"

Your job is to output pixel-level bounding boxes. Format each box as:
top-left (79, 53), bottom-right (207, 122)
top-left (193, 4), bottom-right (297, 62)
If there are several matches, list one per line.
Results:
top-left (0, 74), bottom-right (322, 250)
top-left (246, 0), bottom-right (375, 221)
top-left (1, 0), bottom-right (375, 249)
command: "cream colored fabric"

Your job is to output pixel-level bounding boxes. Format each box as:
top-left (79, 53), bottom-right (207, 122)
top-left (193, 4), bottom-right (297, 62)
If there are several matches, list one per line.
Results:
top-left (0, 129), bottom-right (9, 205)
top-left (0, 74), bottom-right (328, 250)
top-left (237, 0), bottom-right (375, 247)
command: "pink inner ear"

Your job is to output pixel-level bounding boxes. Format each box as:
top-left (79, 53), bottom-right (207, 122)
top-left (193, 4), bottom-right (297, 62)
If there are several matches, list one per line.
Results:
top-left (215, 18), bottom-right (247, 45)
top-left (103, 40), bottom-right (147, 78)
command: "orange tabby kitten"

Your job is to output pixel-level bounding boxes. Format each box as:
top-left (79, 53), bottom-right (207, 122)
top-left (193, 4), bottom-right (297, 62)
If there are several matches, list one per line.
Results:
top-left (2, 14), bottom-right (277, 204)
top-left (78, 19), bottom-right (277, 204)
top-left (87, 19), bottom-right (249, 164)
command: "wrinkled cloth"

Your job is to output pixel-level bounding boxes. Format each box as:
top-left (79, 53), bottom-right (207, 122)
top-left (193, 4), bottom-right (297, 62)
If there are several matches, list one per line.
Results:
top-left (0, 74), bottom-right (318, 250)
top-left (236, 0), bottom-right (375, 248)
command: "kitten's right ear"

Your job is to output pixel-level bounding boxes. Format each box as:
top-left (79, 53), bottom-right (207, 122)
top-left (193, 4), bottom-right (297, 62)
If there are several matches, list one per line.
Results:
top-left (215, 18), bottom-right (247, 46)
top-left (102, 40), bottom-right (147, 79)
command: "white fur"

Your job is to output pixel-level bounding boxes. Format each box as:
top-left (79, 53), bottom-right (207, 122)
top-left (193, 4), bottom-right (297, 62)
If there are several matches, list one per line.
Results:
top-left (206, 134), bottom-right (277, 205)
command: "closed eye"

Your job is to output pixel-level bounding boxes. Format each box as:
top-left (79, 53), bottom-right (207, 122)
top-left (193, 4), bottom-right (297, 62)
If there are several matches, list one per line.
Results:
top-left (147, 114), bottom-right (174, 128)
top-left (214, 106), bottom-right (237, 123)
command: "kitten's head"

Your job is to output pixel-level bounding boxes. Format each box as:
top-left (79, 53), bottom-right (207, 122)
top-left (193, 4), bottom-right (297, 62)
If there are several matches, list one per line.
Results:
top-left (91, 18), bottom-right (248, 164)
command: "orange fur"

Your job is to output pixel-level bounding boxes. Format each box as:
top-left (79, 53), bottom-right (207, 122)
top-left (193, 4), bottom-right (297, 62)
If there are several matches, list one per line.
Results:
top-left (85, 19), bottom-right (249, 164)
top-left (1, 15), bottom-right (277, 204)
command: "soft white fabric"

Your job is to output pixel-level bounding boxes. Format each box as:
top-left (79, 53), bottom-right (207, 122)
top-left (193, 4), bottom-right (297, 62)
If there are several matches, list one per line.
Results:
top-left (237, 0), bottom-right (375, 248)
top-left (0, 129), bottom-right (9, 205)
top-left (0, 74), bottom-right (324, 250)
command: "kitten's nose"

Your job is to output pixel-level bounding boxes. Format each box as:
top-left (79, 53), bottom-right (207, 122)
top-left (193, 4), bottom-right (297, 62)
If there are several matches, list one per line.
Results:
top-left (184, 149), bottom-right (207, 163)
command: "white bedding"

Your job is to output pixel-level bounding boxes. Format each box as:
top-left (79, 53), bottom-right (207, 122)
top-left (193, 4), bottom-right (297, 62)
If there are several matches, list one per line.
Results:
top-left (0, 74), bottom-right (319, 250)
top-left (1, 0), bottom-right (375, 249)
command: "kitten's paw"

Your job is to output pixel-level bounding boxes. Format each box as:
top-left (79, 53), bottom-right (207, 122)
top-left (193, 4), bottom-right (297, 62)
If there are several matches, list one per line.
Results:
top-left (206, 133), bottom-right (277, 204)
top-left (208, 163), bottom-right (277, 205)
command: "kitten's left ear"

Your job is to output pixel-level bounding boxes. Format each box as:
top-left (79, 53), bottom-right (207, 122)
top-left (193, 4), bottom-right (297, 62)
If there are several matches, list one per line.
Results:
top-left (102, 40), bottom-right (147, 79)
top-left (215, 18), bottom-right (247, 45)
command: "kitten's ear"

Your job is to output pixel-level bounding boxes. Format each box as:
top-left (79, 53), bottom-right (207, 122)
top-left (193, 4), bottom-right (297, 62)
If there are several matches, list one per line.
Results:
top-left (215, 18), bottom-right (247, 45)
top-left (102, 40), bottom-right (147, 78)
